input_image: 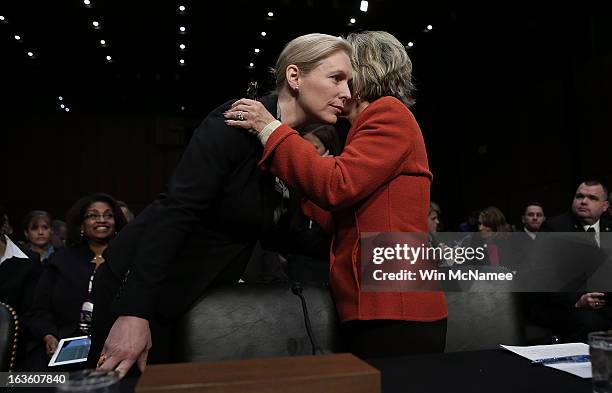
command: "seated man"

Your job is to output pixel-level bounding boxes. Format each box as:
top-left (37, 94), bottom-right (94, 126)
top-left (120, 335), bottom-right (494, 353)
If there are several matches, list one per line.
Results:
top-left (530, 180), bottom-right (612, 342)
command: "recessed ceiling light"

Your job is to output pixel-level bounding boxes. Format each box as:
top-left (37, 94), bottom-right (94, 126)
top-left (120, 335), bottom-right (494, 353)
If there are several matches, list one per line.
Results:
top-left (100, 39), bottom-right (106, 46)
top-left (407, 42), bottom-right (414, 47)
top-left (178, 5), bottom-right (186, 12)
top-left (267, 11), bottom-right (274, 17)
top-left (261, 31), bottom-right (267, 37)
top-left (249, 62), bottom-right (254, 68)
top-left (180, 106), bottom-right (185, 111)
top-left (0, 16), bottom-right (5, 21)
top-left (106, 55), bottom-right (112, 61)
top-left (360, 1), bottom-right (369, 12)
top-left (349, 18), bottom-right (356, 24)
top-left (179, 26), bottom-right (186, 32)
top-left (427, 24), bottom-right (433, 31)
top-left (92, 21), bottom-right (100, 28)
top-left (83, 0), bottom-right (91, 5)
top-left (254, 48), bottom-right (260, 53)
top-left (65, 107), bottom-right (70, 112)
top-left (179, 43), bottom-right (186, 50)
top-left (58, 96), bottom-right (63, 101)
top-left (60, 104), bottom-right (65, 109)
top-left (14, 35), bottom-right (21, 41)
top-left (179, 59), bottom-right (185, 64)
top-left (27, 51), bottom-right (34, 57)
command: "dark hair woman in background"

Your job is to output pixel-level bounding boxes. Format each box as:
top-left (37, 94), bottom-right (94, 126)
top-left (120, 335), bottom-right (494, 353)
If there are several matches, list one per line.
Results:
top-left (26, 193), bottom-right (126, 370)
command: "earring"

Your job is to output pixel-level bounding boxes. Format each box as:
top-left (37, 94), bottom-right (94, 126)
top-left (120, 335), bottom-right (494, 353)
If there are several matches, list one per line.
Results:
top-left (294, 84), bottom-right (299, 91)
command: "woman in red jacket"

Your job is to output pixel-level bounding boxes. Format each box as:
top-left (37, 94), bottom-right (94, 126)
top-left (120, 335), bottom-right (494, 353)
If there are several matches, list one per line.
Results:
top-left (226, 31), bottom-right (447, 358)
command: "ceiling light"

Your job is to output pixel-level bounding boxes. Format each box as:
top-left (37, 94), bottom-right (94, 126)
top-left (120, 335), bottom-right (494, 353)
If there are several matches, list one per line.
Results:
top-left (349, 18), bottom-right (356, 24)
top-left (92, 21), bottom-right (100, 28)
top-left (27, 51), bottom-right (34, 57)
top-left (179, 26), bottom-right (186, 32)
top-left (65, 107), bottom-right (70, 112)
top-left (254, 48), bottom-right (260, 53)
top-left (360, 1), bottom-right (369, 12)
top-left (178, 5), bottom-right (186, 12)
top-left (14, 35), bottom-right (21, 41)
top-left (100, 39), bottom-right (106, 46)
top-left (249, 62), bottom-right (254, 68)
top-left (179, 59), bottom-right (185, 64)
top-left (407, 42), bottom-right (414, 48)
top-left (58, 96), bottom-right (63, 101)
top-left (267, 11), bottom-right (274, 17)
top-left (261, 31), bottom-right (267, 37)
top-left (179, 43), bottom-right (186, 50)
top-left (181, 106), bottom-right (185, 111)
top-left (83, 0), bottom-right (91, 5)
top-left (0, 16), bottom-right (5, 21)
top-left (106, 55), bottom-right (112, 61)
top-left (60, 104), bottom-right (65, 109)
top-left (426, 24), bottom-right (433, 31)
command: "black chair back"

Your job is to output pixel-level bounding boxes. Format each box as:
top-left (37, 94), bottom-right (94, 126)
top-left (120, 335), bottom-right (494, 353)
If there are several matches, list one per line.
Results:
top-left (176, 283), bottom-right (340, 362)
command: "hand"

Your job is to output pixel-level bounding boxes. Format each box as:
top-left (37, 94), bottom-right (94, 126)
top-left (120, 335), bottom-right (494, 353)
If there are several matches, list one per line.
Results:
top-left (321, 149), bottom-right (333, 157)
top-left (43, 335), bottom-right (58, 357)
top-left (575, 292), bottom-right (606, 309)
top-left (224, 98), bottom-right (277, 134)
top-left (97, 316), bottom-right (152, 378)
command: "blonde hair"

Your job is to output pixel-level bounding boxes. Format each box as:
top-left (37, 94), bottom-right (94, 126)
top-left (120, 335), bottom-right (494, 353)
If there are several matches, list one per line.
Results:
top-left (274, 33), bottom-right (352, 90)
top-left (347, 31), bottom-right (415, 107)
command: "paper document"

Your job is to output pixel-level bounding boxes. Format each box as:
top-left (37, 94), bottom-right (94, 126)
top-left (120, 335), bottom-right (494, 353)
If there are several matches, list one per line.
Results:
top-left (501, 343), bottom-right (591, 379)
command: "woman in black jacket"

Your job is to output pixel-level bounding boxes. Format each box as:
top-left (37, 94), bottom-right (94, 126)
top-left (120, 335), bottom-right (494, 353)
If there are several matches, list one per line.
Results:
top-left (26, 193), bottom-right (126, 370)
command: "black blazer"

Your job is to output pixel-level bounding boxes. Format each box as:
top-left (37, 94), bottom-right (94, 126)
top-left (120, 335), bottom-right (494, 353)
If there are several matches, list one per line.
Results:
top-left (106, 95), bottom-right (280, 319)
top-left (27, 246), bottom-right (97, 340)
top-left (0, 243), bottom-right (40, 315)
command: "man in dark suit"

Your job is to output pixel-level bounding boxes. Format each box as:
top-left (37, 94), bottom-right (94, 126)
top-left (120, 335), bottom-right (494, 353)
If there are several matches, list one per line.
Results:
top-left (530, 180), bottom-right (612, 342)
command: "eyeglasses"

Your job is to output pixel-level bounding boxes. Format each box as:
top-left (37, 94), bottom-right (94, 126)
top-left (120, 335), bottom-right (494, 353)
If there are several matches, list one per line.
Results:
top-left (84, 213), bottom-right (114, 221)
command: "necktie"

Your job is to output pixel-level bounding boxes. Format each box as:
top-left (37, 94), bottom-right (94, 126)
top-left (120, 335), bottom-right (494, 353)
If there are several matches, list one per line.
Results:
top-left (586, 227), bottom-right (598, 247)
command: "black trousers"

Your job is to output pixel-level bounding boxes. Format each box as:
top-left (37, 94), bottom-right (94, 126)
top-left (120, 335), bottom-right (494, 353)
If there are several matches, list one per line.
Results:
top-left (86, 263), bottom-right (176, 377)
top-left (341, 318), bottom-right (447, 359)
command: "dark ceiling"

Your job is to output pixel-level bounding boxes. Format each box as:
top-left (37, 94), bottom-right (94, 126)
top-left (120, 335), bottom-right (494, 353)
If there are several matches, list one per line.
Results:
top-left (0, 0), bottom-right (460, 115)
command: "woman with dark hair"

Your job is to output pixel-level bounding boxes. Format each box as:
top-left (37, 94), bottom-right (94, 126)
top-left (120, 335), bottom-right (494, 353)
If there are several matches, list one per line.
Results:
top-left (301, 124), bottom-right (341, 156)
top-left (22, 210), bottom-right (55, 262)
top-left (472, 206), bottom-right (514, 266)
top-left (26, 193), bottom-right (126, 370)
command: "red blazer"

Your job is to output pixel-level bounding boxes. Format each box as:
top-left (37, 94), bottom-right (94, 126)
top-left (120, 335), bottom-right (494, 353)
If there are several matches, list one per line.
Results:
top-left (259, 96), bottom-right (448, 322)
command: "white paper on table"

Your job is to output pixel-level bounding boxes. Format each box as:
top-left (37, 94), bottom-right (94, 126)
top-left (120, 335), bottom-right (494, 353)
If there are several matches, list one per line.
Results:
top-left (500, 343), bottom-right (591, 379)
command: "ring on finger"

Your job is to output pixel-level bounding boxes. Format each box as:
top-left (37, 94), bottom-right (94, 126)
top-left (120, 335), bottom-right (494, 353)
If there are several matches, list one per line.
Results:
top-left (237, 112), bottom-right (245, 121)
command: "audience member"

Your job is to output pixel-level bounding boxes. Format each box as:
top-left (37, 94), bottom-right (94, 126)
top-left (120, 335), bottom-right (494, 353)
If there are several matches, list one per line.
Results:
top-left (521, 202), bottom-right (546, 239)
top-left (22, 210), bottom-right (56, 262)
top-left (0, 205), bottom-right (40, 370)
top-left (26, 193), bottom-right (127, 371)
top-left (470, 206), bottom-right (514, 267)
top-left (530, 180), bottom-right (612, 342)
top-left (117, 200), bottom-right (135, 223)
top-left (50, 220), bottom-right (67, 249)
top-left (428, 202), bottom-right (441, 233)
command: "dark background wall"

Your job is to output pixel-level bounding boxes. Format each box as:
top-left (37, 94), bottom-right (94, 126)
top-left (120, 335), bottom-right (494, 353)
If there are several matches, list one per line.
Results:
top-left (2, 0), bottom-right (611, 237)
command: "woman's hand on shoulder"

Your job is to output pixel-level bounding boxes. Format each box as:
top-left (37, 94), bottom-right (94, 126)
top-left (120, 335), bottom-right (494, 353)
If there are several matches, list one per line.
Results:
top-left (224, 98), bottom-right (276, 135)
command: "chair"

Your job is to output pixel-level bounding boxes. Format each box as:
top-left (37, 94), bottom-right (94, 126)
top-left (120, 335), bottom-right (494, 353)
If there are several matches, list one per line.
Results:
top-left (175, 283), bottom-right (341, 362)
top-left (0, 302), bottom-right (19, 371)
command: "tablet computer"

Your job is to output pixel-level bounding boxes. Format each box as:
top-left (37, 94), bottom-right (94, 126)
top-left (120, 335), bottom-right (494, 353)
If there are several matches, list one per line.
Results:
top-left (48, 336), bottom-right (91, 367)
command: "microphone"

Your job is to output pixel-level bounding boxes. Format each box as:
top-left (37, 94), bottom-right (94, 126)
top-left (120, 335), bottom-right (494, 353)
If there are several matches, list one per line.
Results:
top-left (291, 281), bottom-right (320, 355)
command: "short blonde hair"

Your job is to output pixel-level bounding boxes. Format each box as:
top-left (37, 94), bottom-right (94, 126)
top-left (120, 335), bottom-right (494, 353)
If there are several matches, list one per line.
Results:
top-left (274, 33), bottom-right (352, 90)
top-left (347, 31), bottom-right (415, 107)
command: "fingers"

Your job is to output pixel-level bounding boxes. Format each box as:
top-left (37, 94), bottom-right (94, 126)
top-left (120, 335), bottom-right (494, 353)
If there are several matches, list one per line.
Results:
top-left (231, 98), bottom-right (257, 108)
top-left (114, 358), bottom-right (137, 379)
top-left (137, 349), bottom-right (149, 373)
